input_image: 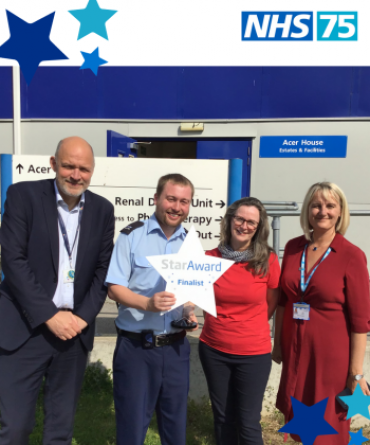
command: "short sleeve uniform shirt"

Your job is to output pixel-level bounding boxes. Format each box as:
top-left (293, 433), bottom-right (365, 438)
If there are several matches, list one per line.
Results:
top-left (106, 214), bottom-right (186, 335)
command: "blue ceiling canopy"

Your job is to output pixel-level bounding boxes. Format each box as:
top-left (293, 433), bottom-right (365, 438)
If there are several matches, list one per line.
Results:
top-left (17, 67), bottom-right (370, 120)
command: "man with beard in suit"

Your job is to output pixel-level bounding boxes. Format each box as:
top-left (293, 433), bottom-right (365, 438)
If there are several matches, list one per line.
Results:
top-left (0, 136), bottom-right (114, 445)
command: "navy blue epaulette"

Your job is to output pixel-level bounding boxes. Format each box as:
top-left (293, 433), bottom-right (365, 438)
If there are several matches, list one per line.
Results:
top-left (120, 221), bottom-right (144, 235)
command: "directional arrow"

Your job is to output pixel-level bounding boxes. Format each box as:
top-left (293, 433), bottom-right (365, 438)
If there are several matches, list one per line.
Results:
top-left (216, 200), bottom-right (225, 209)
top-left (16, 164), bottom-right (24, 174)
top-left (215, 216), bottom-right (223, 222)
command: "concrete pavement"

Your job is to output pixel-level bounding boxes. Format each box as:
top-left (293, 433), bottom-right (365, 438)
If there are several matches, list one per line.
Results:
top-left (92, 299), bottom-right (370, 429)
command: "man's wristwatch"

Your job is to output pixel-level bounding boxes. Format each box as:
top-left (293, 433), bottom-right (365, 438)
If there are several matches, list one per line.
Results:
top-left (350, 374), bottom-right (364, 381)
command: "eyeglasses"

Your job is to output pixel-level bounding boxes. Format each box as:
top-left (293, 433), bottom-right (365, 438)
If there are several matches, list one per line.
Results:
top-left (232, 215), bottom-right (259, 229)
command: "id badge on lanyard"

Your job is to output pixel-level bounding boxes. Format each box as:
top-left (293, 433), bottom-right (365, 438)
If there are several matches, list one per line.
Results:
top-left (293, 302), bottom-right (310, 320)
top-left (294, 244), bottom-right (331, 321)
top-left (58, 202), bottom-right (83, 284)
top-left (63, 269), bottom-right (75, 283)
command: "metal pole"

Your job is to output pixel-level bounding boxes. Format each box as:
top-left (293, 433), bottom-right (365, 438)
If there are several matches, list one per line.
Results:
top-left (262, 201), bottom-right (298, 206)
top-left (271, 216), bottom-right (280, 339)
top-left (262, 201), bottom-right (299, 211)
top-left (1, 154), bottom-right (12, 281)
top-left (271, 216), bottom-right (280, 259)
top-left (12, 66), bottom-right (21, 155)
top-left (1, 154), bottom-right (12, 221)
top-left (227, 158), bottom-right (243, 206)
top-left (267, 210), bottom-right (370, 216)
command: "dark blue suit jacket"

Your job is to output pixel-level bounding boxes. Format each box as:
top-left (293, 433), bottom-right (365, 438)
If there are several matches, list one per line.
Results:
top-left (0, 179), bottom-right (114, 352)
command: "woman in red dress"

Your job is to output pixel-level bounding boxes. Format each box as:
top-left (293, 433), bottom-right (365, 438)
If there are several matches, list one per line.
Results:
top-left (273, 182), bottom-right (370, 445)
top-left (199, 197), bottom-right (280, 445)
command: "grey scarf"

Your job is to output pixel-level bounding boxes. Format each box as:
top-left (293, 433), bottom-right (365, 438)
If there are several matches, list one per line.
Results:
top-left (218, 244), bottom-right (254, 263)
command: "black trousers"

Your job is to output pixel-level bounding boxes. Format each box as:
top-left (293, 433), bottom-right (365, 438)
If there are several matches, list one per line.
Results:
top-left (113, 335), bottom-right (190, 445)
top-left (199, 341), bottom-right (271, 445)
top-left (0, 326), bottom-right (88, 445)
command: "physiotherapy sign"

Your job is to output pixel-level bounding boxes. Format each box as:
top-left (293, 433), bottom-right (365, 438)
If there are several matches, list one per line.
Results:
top-left (259, 136), bottom-right (348, 158)
top-left (242, 12), bottom-right (358, 41)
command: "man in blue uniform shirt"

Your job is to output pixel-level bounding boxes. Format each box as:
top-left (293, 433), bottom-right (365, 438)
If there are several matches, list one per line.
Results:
top-left (106, 173), bottom-right (198, 445)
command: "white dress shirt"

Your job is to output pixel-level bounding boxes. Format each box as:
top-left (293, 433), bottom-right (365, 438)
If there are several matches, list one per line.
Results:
top-left (53, 181), bottom-right (85, 309)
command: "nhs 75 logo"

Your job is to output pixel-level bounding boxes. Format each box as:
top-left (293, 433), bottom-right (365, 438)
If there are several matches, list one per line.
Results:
top-left (242, 12), bottom-right (358, 41)
top-left (242, 12), bottom-right (313, 40)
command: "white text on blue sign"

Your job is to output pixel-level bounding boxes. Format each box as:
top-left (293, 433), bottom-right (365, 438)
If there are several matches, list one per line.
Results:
top-left (241, 12), bottom-right (357, 41)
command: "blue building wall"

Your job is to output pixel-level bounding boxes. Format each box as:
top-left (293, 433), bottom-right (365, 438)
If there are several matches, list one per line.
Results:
top-left (0, 67), bottom-right (13, 119)
top-left (15, 67), bottom-right (370, 120)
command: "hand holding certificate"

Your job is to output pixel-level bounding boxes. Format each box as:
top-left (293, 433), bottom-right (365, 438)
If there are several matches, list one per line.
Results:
top-left (147, 226), bottom-right (234, 317)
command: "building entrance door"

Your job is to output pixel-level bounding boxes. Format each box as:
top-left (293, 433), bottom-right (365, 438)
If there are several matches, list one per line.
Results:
top-left (107, 131), bottom-right (252, 198)
top-left (196, 140), bottom-right (252, 197)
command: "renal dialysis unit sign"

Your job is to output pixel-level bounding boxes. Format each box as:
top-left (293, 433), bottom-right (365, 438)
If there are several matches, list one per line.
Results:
top-left (11, 156), bottom-right (228, 250)
top-left (259, 136), bottom-right (347, 158)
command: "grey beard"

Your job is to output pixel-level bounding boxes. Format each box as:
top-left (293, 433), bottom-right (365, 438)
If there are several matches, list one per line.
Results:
top-left (56, 179), bottom-right (85, 198)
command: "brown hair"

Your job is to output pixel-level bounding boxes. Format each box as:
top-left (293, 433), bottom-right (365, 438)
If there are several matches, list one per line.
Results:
top-left (219, 197), bottom-right (275, 277)
top-left (156, 173), bottom-right (194, 198)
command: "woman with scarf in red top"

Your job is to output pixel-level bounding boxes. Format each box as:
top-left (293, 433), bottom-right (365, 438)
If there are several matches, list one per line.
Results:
top-left (273, 182), bottom-right (370, 445)
top-left (199, 197), bottom-right (280, 445)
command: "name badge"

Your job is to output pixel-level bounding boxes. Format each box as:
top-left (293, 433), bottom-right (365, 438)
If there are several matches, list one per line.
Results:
top-left (293, 303), bottom-right (310, 321)
top-left (63, 269), bottom-right (75, 284)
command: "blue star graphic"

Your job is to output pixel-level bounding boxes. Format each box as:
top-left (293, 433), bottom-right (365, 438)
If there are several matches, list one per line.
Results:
top-left (279, 397), bottom-right (338, 445)
top-left (349, 429), bottom-right (368, 445)
top-left (0, 11), bottom-right (68, 84)
top-left (69, 0), bottom-right (117, 40)
top-left (80, 47), bottom-right (107, 76)
top-left (339, 384), bottom-right (370, 420)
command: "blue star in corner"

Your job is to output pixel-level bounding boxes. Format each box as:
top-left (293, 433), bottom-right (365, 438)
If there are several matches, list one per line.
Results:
top-left (349, 429), bottom-right (368, 445)
top-left (279, 397), bottom-right (338, 445)
top-left (69, 0), bottom-right (117, 40)
top-left (80, 47), bottom-right (107, 76)
top-left (0, 11), bottom-right (68, 84)
top-left (339, 384), bottom-right (370, 420)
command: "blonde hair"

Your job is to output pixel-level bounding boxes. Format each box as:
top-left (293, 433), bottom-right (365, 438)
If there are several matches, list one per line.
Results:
top-left (300, 182), bottom-right (350, 240)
